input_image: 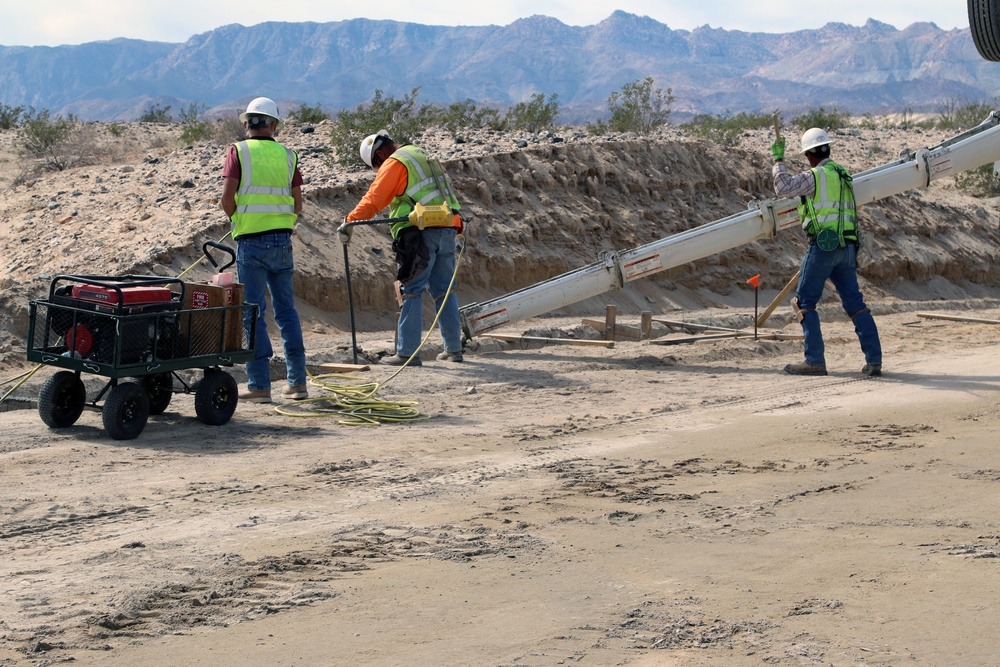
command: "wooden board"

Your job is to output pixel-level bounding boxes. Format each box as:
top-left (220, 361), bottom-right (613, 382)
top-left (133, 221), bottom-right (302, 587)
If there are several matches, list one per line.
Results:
top-left (916, 312), bottom-right (1000, 325)
top-left (652, 318), bottom-right (743, 333)
top-left (650, 332), bottom-right (803, 345)
top-left (757, 270), bottom-right (800, 327)
top-left (483, 333), bottom-right (615, 348)
top-left (310, 362), bottom-right (371, 373)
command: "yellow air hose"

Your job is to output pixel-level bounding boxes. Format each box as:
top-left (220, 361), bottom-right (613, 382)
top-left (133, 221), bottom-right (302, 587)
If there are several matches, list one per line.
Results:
top-left (274, 233), bottom-right (466, 425)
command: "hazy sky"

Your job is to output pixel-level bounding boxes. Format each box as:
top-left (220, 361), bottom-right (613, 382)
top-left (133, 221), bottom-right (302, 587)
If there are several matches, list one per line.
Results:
top-left (1, 0), bottom-right (971, 47)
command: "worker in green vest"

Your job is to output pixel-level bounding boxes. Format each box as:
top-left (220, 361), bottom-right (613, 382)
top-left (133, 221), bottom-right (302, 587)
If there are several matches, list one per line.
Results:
top-left (220, 96), bottom-right (308, 402)
top-left (346, 130), bottom-right (465, 367)
top-left (772, 127), bottom-right (882, 377)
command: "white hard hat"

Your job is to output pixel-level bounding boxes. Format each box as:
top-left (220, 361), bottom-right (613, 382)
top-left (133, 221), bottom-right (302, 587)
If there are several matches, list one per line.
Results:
top-left (239, 97), bottom-right (280, 123)
top-left (800, 127), bottom-right (831, 154)
top-left (359, 129), bottom-right (390, 168)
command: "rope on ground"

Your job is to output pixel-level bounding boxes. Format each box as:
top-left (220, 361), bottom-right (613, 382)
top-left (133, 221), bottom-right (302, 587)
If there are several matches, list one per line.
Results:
top-left (275, 233), bottom-right (467, 425)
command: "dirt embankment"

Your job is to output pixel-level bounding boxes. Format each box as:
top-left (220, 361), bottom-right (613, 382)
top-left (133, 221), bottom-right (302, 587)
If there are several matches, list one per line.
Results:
top-left (1, 123), bottom-right (999, 351)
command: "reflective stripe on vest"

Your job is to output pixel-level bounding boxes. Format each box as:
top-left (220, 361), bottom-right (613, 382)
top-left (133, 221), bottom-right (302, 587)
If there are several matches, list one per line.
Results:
top-left (232, 140), bottom-right (297, 238)
top-left (387, 145), bottom-right (461, 238)
top-left (798, 160), bottom-right (857, 244)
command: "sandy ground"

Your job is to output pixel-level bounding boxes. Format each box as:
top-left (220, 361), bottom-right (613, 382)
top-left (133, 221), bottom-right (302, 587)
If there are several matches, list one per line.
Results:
top-left (2, 300), bottom-right (999, 666)
top-left (1, 116), bottom-right (999, 666)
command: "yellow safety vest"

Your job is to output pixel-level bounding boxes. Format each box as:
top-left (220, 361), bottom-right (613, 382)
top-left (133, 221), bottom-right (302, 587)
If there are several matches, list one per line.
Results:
top-left (387, 145), bottom-right (462, 239)
top-left (798, 160), bottom-right (857, 250)
top-left (232, 139), bottom-right (297, 238)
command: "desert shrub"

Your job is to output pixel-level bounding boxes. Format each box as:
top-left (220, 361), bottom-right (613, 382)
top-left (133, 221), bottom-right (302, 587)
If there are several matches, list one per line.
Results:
top-left (586, 119), bottom-right (609, 135)
top-left (937, 98), bottom-right (995, 131)
top-left (437, 99), bottom-right (505, 135)
top-left (213, 115), bottom-right (247, 145)
top-left (792, 106), bottom-right (850, 131)
top-left (504, 93), bottom-right (559, 133)
top-left (0, 103), bottom-right (24, 130)
top-left (955, 164), bottom-right (1000, 197)
top-left (139, 103), bottom-right (172, 123)
top-left (16, 108), bottom-right (78, 171)
top-left (176, 102), bottom-right (205, 125)
top-left (328, 88), bottom-right (433, 167)
top-left (176, 103), bottom-right (213, 144)
top-left (683, 111), bottom-right (773, 147)
top-left (606, 77), bottom-right (674, 134)
top-left (856, 113), bottom-right (879, 130)
top-left (287, 103), bottom-right (329, 124)
top-left (180, 121), bottom-right (213, 144)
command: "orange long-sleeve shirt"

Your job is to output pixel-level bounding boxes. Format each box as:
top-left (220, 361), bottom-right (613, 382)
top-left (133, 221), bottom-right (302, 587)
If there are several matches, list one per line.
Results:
top-left (346, 158), bottom-right (409, 222)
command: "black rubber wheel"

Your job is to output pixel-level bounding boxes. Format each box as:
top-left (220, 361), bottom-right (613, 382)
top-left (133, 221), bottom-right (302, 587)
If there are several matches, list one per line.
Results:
top-left (102, 382), bottom-right (150, 440)
top-left (38, 371), bottom-right (86, 428)
top-left (194, 369), bottom-right (238, 426)
top-left (140, 372), bottom-right (173, 416)
top-left (970, 0), bottom-right (1000, 61)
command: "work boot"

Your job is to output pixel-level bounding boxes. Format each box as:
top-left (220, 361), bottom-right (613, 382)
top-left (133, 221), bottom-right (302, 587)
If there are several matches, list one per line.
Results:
top-left (238, 386), bottom-right (272, 403)
top-left (282, 384), bottom-right (309, 400)
top-left (380, 354), bottom-right (421, 367)
top-left (436, 350), bottom-right (464, 362)
top-left (783, 361), bottom-right (827, 376)
top-left (861, 364), bottom-right (882, 377)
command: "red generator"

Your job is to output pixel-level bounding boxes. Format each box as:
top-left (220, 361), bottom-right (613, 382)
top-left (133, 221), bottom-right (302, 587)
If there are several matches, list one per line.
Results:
top-left (47, 276), bottom-right (184, 365)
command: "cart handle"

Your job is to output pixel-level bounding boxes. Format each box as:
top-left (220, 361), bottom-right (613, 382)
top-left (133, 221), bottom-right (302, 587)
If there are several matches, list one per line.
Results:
top-left (202, 241), bottom-right (236, 272)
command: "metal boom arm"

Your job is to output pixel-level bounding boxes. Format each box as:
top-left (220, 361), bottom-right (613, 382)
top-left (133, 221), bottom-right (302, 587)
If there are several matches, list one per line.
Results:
top-left (459, 112), bottom-right (1000, 338)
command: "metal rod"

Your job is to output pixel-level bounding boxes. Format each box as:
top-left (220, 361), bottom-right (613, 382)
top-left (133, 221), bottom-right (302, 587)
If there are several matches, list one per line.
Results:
top-left (343, 242), bottom-right (358, 365)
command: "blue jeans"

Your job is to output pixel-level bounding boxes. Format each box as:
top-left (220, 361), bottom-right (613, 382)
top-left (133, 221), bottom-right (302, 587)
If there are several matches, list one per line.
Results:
top-left (397, 227), bottom-right (463, 356)
top-left (237, 233), bottom-right (306, 391)
top-left (796, 242), bottom-right (882, 367)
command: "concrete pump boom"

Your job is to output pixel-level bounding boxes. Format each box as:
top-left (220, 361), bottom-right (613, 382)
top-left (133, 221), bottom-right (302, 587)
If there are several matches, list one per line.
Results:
top-left (458, 112), bottom-right (1000, 339)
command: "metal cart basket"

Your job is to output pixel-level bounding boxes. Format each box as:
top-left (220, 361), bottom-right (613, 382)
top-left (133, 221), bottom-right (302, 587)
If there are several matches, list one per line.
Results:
top-left (26, 272), bottom-right (258, 440)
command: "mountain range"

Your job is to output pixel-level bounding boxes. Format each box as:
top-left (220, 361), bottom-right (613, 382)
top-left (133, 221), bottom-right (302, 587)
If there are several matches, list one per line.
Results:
top-left (1, 11), bottom-right (997, 123)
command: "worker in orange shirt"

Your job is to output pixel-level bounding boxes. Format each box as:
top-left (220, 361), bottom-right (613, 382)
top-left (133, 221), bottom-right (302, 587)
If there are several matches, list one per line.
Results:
top-left (345, 130), bottom-right (465, 366)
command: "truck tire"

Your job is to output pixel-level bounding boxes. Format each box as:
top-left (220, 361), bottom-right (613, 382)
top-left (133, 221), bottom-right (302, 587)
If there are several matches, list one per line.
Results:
top-left (970, 0), bottom-right (1000, 61)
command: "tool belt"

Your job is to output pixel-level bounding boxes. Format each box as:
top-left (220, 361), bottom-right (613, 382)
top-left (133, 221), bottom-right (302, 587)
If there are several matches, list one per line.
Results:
top-left (392, 226), bottom-right (429, 285)
top-left (809, 232), bottom-right (857, 251)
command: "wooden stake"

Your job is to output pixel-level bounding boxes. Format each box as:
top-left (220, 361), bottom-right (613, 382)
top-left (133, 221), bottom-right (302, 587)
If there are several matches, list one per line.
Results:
top-left (604, 304), bottom-right (617, 341)
top-left (640, 311), bottom-right (653, 340)
top-left (757, 270), bottom-right (800, 328)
